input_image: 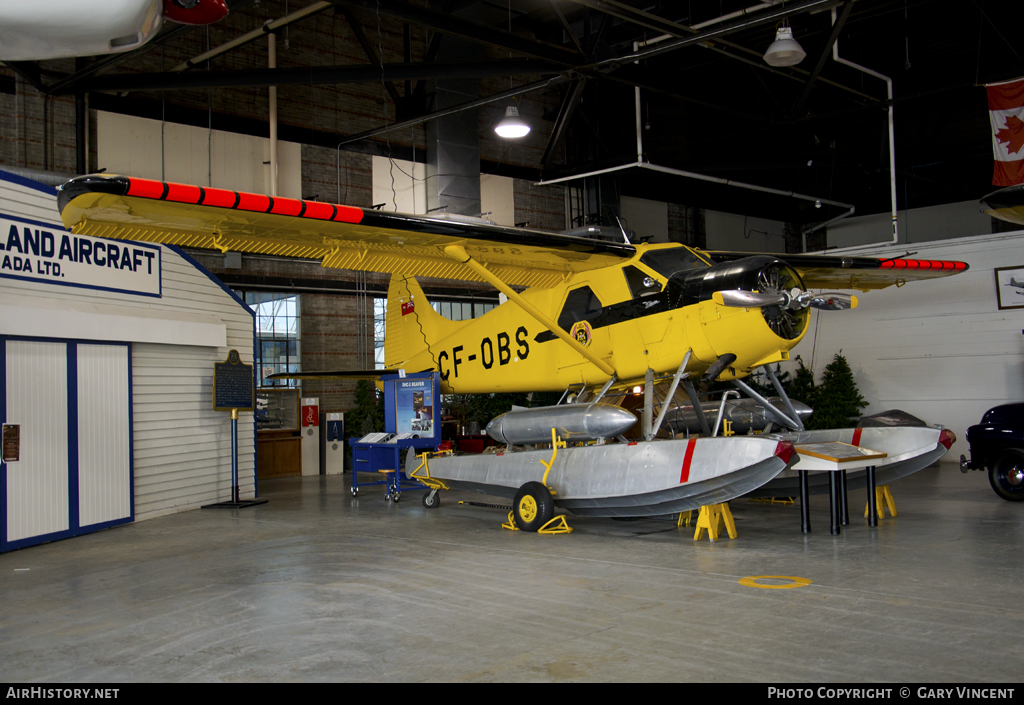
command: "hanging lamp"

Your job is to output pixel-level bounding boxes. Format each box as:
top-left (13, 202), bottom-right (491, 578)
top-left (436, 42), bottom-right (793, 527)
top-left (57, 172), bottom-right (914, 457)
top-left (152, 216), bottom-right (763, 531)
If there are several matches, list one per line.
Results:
top-left (763, 24), bottom-right (806, 67)
top-left (495, 105), bottom-right (530, 139)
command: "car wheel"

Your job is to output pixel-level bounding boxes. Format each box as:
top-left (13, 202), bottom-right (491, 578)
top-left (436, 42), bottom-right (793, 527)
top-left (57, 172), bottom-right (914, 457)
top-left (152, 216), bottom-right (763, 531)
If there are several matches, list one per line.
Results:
top-left (989, 449), bottom-right (1024, 502)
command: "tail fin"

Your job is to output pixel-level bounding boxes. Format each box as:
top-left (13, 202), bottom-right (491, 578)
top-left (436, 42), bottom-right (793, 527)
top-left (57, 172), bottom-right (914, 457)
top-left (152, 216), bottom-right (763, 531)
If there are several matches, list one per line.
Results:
top-left (385, 275), bottom-right (465, 369)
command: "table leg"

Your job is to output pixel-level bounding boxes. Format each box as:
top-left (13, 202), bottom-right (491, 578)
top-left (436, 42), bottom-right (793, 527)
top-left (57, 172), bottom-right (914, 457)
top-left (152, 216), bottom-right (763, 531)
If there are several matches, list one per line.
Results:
top-left (867, 465), bottom-right (878, 527)
top-left (840, 469), bottom-right (849, 526)
top-left (799, 470), bottom-right (811, 534)
top-left (829, 471), bottom-right (841, 535)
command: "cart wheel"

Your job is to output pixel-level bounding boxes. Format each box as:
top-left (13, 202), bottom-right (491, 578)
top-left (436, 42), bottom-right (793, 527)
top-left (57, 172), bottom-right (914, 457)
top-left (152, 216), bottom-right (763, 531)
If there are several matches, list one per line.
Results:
top-left (393, 492), bottom-right (401, 503)
top-left (423, 490), bottom-right (440, 509)
top-left (351, 488), bottom-right (359, 497)
top-left (512, 481), bottom-right (555, 532)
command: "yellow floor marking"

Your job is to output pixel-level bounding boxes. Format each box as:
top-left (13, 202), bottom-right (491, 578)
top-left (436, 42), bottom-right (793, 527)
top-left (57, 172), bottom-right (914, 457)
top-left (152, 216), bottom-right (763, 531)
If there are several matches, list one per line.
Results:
top-left (738, 575), bottom-right (812, 589)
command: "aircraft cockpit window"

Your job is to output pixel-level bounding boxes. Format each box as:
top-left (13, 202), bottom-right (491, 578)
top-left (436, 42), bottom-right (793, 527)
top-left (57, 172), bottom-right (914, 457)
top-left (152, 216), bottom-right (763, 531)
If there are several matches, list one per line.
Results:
top-left (623, 266), bottom-right (662, 298)
top-left (557, 286), bottom-right (602, 330)
top-left (639, 248), bottom-right (709, 279)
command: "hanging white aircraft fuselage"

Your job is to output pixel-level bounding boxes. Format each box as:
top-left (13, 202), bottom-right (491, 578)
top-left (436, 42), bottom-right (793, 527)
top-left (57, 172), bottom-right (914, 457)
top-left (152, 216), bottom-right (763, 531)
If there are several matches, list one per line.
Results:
top-left (0, 0), bottom-right (163, 61)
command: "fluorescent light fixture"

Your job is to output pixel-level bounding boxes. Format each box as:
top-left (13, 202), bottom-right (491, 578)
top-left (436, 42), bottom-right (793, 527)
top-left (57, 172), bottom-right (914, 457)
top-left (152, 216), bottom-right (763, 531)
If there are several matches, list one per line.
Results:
top-left (763, 25), bottom-right (806, 67)
top-left (495, 105), bottom-right (530, 138)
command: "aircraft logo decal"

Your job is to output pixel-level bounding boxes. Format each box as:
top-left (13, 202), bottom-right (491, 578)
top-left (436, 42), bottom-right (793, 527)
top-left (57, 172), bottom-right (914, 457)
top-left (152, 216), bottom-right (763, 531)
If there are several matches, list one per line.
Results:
top-left (570, 320), bottom-right (593, 347)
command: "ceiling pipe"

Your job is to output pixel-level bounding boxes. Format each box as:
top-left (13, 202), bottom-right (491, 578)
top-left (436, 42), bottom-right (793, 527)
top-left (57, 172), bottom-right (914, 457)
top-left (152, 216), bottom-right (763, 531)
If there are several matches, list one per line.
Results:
top-left (830, 6), bottom-right (897, 247)
top-left (268, 26), bottom-right (278, 198)
top-left (169, 1), bottom-right (331, 73)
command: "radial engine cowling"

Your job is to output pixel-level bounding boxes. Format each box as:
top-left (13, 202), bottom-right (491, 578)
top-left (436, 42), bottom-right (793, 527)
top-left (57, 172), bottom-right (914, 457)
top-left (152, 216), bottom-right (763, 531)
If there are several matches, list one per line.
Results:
top-left (486, 403), bottom-right (637, 446)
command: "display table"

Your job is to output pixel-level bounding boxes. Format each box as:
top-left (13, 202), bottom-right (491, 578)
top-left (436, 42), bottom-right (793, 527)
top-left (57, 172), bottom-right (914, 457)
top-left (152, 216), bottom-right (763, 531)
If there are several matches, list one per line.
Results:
top-left (792, 442), bottom-right (888, 535)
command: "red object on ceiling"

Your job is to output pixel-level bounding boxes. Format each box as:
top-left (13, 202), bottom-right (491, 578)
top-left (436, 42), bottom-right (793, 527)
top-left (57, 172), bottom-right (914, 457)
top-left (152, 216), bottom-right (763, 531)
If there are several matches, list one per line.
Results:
top-left (163, 0), bottom-right (229, 25)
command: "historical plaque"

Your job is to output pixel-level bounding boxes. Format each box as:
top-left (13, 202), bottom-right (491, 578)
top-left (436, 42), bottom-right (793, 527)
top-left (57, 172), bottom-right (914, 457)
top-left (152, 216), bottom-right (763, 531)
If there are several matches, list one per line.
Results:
top-left (213, 349), bottom-right (255, 411)
top-left (3, 424), bottom-right (19, 462)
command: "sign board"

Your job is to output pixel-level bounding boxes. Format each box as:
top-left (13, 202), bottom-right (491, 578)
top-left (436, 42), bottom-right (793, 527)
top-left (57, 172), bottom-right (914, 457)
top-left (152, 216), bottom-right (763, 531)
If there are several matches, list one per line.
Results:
top-left (2, 424), bottom-right (19, 462)
top-left (394, 378), bottom-right (434, 437)
top-left (301, 398), bottom-right (319, 427)
top-left (213, 349), bottom-right (255, 411)
top-left (0, 214), bottom-right (162, 297)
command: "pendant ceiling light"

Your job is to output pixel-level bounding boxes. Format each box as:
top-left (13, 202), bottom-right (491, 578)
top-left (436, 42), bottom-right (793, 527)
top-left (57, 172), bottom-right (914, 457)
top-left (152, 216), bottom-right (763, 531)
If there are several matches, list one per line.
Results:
top-left (495, 105), bottom-right (530, 139)
top-left (763, 24), bottom-right (806, 67)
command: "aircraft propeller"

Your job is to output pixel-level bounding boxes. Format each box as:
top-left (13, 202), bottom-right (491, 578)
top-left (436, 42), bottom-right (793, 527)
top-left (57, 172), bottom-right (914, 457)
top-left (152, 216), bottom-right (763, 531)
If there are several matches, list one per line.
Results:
top-left (712, 288), bottom-right (857, 311)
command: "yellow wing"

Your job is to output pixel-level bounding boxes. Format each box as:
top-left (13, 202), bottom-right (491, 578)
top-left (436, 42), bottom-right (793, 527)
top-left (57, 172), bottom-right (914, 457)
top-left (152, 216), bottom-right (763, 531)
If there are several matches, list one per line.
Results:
top-left (58, 174), bottom-right (636, 289)
top-left (707, 251), bottom-right (969, 291)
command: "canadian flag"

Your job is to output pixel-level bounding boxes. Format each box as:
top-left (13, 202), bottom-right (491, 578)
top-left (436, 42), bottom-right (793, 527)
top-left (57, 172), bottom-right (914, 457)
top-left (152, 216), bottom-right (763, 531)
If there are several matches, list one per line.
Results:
top-left (987, 77), bottom-right (1024, 186)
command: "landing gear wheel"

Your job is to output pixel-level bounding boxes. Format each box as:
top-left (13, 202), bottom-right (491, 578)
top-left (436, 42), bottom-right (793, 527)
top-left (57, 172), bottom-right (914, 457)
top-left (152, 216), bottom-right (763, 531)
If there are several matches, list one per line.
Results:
top-left (989, 449), bottom-right (1024, 502)
top-left (423, 490), bottom-right (440, 509)
top-left (512, 481), bottom-right (555, 532)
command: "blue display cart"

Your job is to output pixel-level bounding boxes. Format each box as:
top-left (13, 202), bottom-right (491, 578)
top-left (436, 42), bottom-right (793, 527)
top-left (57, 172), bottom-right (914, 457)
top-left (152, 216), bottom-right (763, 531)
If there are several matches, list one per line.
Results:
top-left (348, 372), bottom-right (441, 501)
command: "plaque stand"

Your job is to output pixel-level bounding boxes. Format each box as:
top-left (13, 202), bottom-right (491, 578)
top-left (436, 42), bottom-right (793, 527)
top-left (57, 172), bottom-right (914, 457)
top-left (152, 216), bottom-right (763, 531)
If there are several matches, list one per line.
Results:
top-left (203, 408), bottom-right (268, 510)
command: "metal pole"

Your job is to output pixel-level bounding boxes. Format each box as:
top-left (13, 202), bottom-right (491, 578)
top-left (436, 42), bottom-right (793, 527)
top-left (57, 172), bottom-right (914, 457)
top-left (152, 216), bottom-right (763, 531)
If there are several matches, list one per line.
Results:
top-left (231, 408), bottom-right (239, 503)
top-left (799, 470), bottom-right (811, 533)
top-left (829, 471), bottom-right (841, 535)
top-left (650, 350), bottom-right (692, 438)
top-left (867, 465), bottom-right (878, 527)
top-left (840, 469), bottom-right (849, 525)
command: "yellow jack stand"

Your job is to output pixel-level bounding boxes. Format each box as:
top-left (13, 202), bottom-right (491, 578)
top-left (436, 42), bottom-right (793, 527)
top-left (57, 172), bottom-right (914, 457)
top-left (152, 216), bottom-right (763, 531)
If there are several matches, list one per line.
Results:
top-left (677, 510), bottom-right (693, 528)
top-left (693, 503), bottom-right (737, 542)
top-left (748, 497), bottom-right (796, 506)
top-left (864, 485), bottom-right (897, 518)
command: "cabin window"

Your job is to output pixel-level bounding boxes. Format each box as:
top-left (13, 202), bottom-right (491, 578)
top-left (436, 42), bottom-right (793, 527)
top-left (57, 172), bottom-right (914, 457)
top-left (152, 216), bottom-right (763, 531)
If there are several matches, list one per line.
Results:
top-left (557, 286), bottom-right (602, 330)
top-left (242, 292), bottom-right (301, 387)
top-left (623, 265), bottom-right (662, 298)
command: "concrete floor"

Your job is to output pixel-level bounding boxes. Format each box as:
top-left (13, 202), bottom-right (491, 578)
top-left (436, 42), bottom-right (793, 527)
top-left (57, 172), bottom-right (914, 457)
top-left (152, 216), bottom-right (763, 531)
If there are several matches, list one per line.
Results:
top-left (1, 462), bottom-right (1021, 683)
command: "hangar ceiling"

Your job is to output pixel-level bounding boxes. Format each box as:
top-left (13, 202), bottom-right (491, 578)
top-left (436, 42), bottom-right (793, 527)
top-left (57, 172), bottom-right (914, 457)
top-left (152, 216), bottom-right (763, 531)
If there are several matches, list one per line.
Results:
top-left (4, 0), bottom-right (1024, 229)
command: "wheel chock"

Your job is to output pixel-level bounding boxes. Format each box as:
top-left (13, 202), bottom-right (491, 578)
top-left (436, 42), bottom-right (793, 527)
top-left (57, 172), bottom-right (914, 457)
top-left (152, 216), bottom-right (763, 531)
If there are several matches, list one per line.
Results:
top-left (863, 485), bottom-right (897, 519)
top-left (538, 515), bottom-right (573, 534)
top-left (694, 503), bottom-right (737, 542)
top-left (502, 510), bottom-right (519, 531)
top-left (502, 511), bottom-right (572, 533)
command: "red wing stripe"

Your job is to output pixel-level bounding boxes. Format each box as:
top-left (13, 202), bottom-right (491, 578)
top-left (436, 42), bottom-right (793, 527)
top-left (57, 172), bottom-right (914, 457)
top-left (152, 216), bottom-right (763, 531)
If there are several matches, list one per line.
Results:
top-left (126, 177), bottom-right (165, 200)
top-left (679, 438), bottom-right (697, 483)
top-left (165, 183), bottom-right (202, 204)
top-left (122, 178), bottom-right (365, 224)
top-left (852, 428), bottom-right (863, 447)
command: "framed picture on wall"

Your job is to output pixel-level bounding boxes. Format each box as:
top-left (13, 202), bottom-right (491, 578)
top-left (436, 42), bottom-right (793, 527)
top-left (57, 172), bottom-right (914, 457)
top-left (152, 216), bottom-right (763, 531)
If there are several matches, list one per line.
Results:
top-left (995, 266), bottom-right (1024, 310)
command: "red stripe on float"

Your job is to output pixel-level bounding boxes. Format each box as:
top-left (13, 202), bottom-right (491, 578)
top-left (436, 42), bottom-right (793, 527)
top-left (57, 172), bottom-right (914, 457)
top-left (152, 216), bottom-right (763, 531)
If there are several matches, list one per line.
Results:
top-left (237, 193), bottom-right (271, 213)
top-left (333, 205), bottom-right (364, 224)
top-left (302, 202), bottom-right (335, 220)
top-left (165, 183), bottom-right (203, 204)
top-left (679, 438), bottom-right (697, 483)
top-left (852, 427), bottom-right (863, 447)
top-left (126, 178), bottom-right (165, 199)
top-left (269, 198), bottom-right (304, 217)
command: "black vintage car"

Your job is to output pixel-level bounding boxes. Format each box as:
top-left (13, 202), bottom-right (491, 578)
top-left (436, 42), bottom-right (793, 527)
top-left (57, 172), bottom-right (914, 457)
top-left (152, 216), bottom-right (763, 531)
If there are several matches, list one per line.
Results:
top-left (961, 403), bottom-right (1024, 502)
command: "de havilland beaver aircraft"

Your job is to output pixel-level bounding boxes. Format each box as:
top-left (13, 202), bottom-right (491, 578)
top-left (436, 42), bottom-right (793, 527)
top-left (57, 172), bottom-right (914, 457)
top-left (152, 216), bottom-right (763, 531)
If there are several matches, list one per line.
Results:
top-left (58, 173), bottom-right (967, 531)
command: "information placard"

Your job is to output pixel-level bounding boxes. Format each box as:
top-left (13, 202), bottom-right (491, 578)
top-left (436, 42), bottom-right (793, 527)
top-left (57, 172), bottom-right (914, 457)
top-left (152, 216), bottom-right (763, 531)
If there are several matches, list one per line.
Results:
top-left (2, 424), bottom-right (19, 462)
top-left (213, 350), bottom-right (255, 411)
top-left (394, 378), bottom-right (434, 436)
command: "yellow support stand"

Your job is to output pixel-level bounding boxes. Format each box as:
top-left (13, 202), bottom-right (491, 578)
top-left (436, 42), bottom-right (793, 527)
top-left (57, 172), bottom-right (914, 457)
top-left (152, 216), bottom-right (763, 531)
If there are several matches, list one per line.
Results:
top-left (693, 503), bottom-right (738, 542)
top-left (677, 510), bottom-right (693, 528)
top-left (539, 428), bottom-right (566, 494)
top-left (408, 451), bottom-right (449, 491)
top-left (721, 419), bottom-right (734, 437)
top-left (864, 484), bottom-right (897, 518)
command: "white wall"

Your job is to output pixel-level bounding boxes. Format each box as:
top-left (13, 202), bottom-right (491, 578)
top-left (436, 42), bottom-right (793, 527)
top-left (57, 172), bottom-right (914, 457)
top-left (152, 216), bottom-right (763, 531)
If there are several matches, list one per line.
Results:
top-left (372, 155), bottom-right (427, 214)
top-left (96, 111), bottom-right (302, 199)
top-left (0, 172), bottom-right (256, 522)
top-left (781, 231), bottom-right (1024, 457)
top-left (825, 200), bottom-right (993, 250)
top-left (481, 173), bottom-right (514, 226)
top-left (705, 210), bottom-right (788, 252)
top-left (621, 195), bottom-right (668, 243)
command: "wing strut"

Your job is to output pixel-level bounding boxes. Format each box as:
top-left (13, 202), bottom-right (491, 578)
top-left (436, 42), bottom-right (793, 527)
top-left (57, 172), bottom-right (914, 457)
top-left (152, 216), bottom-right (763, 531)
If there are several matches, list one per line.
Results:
top-left (443, 245), bottom-right (617, 378)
